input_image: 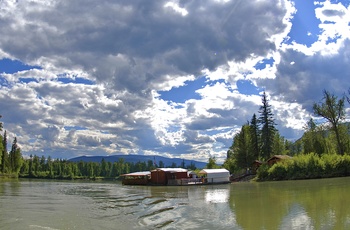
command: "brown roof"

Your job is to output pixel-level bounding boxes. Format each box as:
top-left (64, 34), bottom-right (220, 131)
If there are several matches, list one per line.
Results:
top-left (267, 155), bottom-right (292, 162)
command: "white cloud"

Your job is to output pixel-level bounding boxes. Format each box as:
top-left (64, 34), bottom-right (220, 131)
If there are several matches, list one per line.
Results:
top-left (0, 0), bottom-right (349, 163)
top-left (164, 1), bottom-right (189, 16)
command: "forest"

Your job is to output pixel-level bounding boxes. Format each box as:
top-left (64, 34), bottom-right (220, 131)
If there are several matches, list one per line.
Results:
top-left (0, 123), bottom-right (196, 179)
top-left (224, 89), bottom-right (350, 181)
top-left (1, 89), bottom-right (350, 181)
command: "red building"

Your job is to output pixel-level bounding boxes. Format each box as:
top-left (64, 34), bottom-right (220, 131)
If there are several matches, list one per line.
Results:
top-left (150, 168), bottom-right (188, 185)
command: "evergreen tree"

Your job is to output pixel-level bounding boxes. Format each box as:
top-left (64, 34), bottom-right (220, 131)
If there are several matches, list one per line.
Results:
top-left (47, 156), bottom-right (54, 178)
top-left (32, 155), bottom-right (40, 176)
top-left (313, 90), bottom-right (345, 155)
top-left (29, 154), bottom-right (34, 176)
top-left (9, 137), bottom-right (17, 172)
top-left (258, 91), bottom-right (276, 160)
top-left (232, 124), bottom-right (255, 169)
top-left (1, 130), bottom-right (8, 173)
top-left (110, 162), bottom-right (118, 177)
top-left (0, 134), bottom-right (3, 173)
top-left (158, 160), bottom-right (164, 168)
top-left (9, 137), bottom-right (22, 173)
top-left (40, 155), bottom-right (46, 172)
top-left (249, 114), bottom-right (260, 160)
top-left (100, 158), bottom-right (109, 177)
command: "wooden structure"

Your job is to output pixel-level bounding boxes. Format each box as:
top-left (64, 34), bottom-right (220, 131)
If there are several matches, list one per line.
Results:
top-left (198, 169), bottom-right (230, 184)
top-left (267, 155), bottom-right (292, 166)
top-left (252, 160), bottom-right (263, 173)
top-left (121, 171), bottom-right (151, 185)
top-left (121, 168), bottom-right (231, 186)
top-left (150, 168), bottom-right (189, 185)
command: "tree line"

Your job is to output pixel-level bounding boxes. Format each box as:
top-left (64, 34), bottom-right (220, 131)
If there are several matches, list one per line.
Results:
top-left (224, 89), bottom-right (350, 177)
top-left (17, 155), bottom-right (196, 179)
top-left (0, 116), bottom-right (23, 176)
top-left (0, 115), bottom-right (197, 179)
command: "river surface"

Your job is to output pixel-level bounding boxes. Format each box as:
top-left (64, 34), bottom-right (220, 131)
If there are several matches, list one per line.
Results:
top-left (0, 177), bottom-right (350, 230)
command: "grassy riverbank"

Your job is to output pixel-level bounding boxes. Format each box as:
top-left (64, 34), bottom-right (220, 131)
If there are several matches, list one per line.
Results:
top-left (0, 173), bottom-right (19, 179)
top-left (256, 153), bottom-right (350, 181)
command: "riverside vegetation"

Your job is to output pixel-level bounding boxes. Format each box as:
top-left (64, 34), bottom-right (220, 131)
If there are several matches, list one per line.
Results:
top-left (1, 89), bottom-right (350, 181)
top-left (224, 89), bottom-right (350, 181)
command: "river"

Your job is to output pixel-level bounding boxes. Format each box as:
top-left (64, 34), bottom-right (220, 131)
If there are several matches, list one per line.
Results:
top-left (0, 177), bottom-right (349, 230)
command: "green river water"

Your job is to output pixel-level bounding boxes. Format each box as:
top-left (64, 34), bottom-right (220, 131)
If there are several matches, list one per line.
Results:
top-left (0, 177), bottom-right (349, 230)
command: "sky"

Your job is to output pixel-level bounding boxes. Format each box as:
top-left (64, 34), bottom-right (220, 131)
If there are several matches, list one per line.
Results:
top-left (0, 0), bottom-right (350, 163)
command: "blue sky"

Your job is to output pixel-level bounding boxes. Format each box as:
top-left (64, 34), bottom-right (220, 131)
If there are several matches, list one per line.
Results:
top-left (0, 0), bottom-right (349, 163)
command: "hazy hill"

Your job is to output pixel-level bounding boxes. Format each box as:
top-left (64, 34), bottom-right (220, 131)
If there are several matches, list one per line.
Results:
top-left (69, 154), bottom-right (207, 169)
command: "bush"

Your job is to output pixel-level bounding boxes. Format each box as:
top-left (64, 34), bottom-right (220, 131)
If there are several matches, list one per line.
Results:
top-left (256, 164), bottom-right (269, 181)
top-left (256, 153), bottom-right (350, 181)
top-left (268, 163), bottom-right (288, 180)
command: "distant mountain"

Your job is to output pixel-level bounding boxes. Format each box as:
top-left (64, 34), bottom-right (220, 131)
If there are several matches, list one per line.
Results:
top-left (68, 154), bottom-right (207, 169)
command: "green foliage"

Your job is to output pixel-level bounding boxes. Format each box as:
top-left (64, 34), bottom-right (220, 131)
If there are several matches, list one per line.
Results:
top-left (267, 163), bottom-right (288, 181)
top-left (232, 124), bottom-right (255, 169)
top-left (17, 154), bottom-right (199, 179)
top-left (249, 113), bottom-right (260, 159)
top-left (207, 156), bottom-right (220, 169)
top-left (223, 157), bottom-right (237, 173)
top-left (1, 131), bottom-right (8, 173)
top-left (258, 91), bottom-right (277, 160)
top-left (313, 90), bottom-right (346, 155)
top-left (256, 163), bottom-right (269, 181)
top-left (227, 93), bottom-right (283, 171)
top-left (256, 153), bottom-right (350, 181)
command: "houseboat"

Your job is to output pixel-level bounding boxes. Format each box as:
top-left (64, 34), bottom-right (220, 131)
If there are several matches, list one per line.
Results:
top-left (121, 168), bottom-right (230, 186)
top-left (121, 171), bottom-right (151, 185)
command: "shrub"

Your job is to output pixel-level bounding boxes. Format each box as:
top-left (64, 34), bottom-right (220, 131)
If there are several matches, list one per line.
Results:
top-left (256, 163), bottom-right (269, 181)
top-left (256, 153), bottom-right (350, 181)
top-left (267, 163), bottom-right (288, 180)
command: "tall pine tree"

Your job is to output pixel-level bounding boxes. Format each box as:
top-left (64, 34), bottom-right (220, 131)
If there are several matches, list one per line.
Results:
top-left (1, 130), bottom-right (8, 173)
top-left (258, 91), bottom-right (276, 160)
top-left (249, 114), bottom-right (260, 160)
top-left (9, 137), bottom-right (22, 173)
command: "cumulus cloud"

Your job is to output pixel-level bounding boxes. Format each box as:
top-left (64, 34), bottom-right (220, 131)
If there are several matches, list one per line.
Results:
top-left (0, 0), bottom-right (349, 163)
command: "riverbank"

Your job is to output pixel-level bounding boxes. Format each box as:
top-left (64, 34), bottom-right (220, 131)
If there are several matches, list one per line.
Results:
top-left (256, 153), bottom-right (350, 181)
top-left (17, 173), bottom-right (121, 181)
top-left (0, 173), bottom-right (19, 179)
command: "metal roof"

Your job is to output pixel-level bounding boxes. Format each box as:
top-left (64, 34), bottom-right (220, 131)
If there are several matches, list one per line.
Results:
top-left (198, 169), bottom-right (229, 174)
top-left (121, 171), bottom-right (151, 176)
top-left (152, 168), bottom-right (188, 172)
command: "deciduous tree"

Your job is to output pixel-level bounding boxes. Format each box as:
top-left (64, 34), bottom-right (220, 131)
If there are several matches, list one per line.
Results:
top-left (207, 156), bottom-right (219, 169)
top-left (313, 90), bottom-right (345, 155)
